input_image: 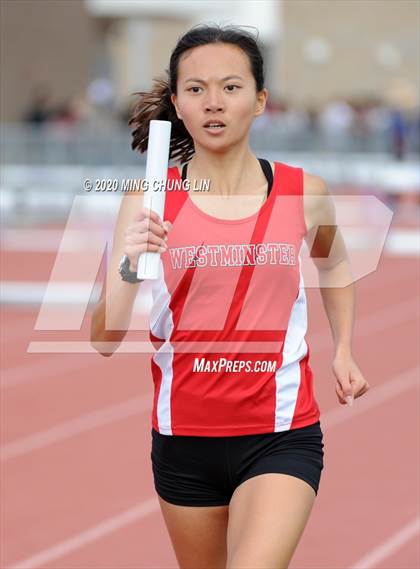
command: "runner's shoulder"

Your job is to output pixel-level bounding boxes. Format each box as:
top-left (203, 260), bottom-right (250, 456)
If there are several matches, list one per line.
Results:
top-left (303, 171), bottom-right (329, 197)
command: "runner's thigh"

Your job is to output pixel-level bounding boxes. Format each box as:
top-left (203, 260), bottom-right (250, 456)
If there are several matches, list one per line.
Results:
top-left (158, 496), bottom-right (229, 569)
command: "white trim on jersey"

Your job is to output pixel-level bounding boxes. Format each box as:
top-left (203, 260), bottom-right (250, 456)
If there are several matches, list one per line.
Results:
top-left (274, 251), bottom-right (309, 431)
top-left (150, 260), bottom-right (174, 435)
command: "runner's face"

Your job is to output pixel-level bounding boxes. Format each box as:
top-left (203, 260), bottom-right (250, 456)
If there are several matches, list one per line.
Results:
top-left (171, 43), bottom-right (267, 150)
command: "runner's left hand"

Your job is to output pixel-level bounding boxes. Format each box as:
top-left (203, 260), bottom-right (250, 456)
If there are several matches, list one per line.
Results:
top-left (332, 353), bottom-right (370, 406)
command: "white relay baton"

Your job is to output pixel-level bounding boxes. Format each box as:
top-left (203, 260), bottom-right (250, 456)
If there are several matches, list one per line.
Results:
top-left (137, 119), bottom-right (172, 280)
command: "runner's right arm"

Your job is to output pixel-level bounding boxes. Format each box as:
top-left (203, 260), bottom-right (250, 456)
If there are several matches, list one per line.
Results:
top-left (90, 188), bottom-right (171, 356)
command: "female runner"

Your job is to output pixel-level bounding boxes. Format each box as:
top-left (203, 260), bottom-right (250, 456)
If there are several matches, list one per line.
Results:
top-left (91, 23), bottom-right (370, 569)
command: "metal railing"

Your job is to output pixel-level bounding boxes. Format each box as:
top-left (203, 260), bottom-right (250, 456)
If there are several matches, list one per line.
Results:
top-left (1, 119), bottom-right (418, 166)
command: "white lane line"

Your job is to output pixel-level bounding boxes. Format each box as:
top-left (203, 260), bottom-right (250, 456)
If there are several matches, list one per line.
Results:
top-left (1, 358), bottom-right (417, 464)
top-left (1, 229), bottom-right (93, 252)
top-left (349, 517), bottom-right (420, 569)
top-left (7, 499), bottom-right (159, 569)
top-left (3, 366), bottom-right (418, 568)
top-left (24, 295), bottom-right (420, 356)
top-left (1, 293), bottom-right (418, 457)
top-left (0, 395), bottom-right (150, 462)
top-left (1, 356), bottom-right (102, 388)
top-left (310, 296), bottom-right (419, 354)
top-left (0, 281), bottom-right (152, 309)
top-left (1, 245), bottom-right (418, 305)
top-left (386, 229), bottom-right (420, 256)
top-left (0, 282), bottom-right (102, 305)
top-left (4, 294), bottom-right (415, 387)
top-left (0, 274), bottom-right (389, 347)
top-left (2, 287), bottom-right (417, 388)
top-left (321, 365), bottom-right (419, 429)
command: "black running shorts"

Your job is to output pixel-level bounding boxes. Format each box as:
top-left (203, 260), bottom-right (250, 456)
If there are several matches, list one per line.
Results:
top-left (150, 420), bottom-right (325, 507)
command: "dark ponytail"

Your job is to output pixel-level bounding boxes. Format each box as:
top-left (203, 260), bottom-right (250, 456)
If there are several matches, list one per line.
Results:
top-left (128, 76), bottom-right (191, 164)
top-left (128, 23), bottom-right (265, 164)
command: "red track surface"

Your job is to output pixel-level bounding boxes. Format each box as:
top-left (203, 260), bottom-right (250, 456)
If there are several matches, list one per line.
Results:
top-left (1, 240), bottom-right (419, 568)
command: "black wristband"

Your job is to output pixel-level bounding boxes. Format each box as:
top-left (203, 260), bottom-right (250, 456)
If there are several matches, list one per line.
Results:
top-left (118, 255), bottom-right (143, 283)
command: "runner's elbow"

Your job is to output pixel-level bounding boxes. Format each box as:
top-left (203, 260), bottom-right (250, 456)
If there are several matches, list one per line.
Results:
top-left (90, 308), bottom-right (125, 356)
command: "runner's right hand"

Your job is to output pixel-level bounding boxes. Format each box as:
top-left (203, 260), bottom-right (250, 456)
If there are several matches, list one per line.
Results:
top-left (123, 207), bottom-right (173, 271)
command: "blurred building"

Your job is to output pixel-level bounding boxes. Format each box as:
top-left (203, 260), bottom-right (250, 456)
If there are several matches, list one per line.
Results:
top-left (0, 0), bottom-right (418, 122)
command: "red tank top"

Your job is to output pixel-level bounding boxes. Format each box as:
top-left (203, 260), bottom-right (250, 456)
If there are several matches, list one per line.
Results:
top-left (149, 160), bottom-right (320, 436)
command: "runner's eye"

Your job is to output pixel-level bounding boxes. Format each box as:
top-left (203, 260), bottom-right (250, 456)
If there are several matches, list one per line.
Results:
top-left (187, 85), bottom-right (241, 93)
